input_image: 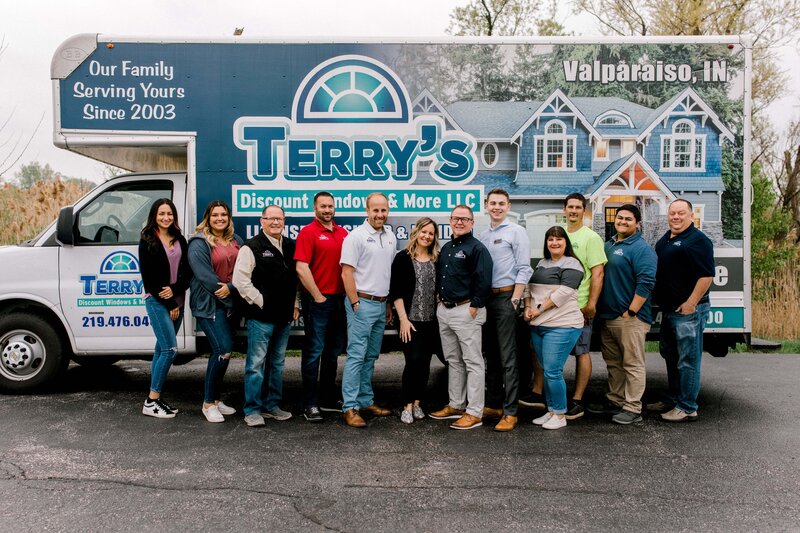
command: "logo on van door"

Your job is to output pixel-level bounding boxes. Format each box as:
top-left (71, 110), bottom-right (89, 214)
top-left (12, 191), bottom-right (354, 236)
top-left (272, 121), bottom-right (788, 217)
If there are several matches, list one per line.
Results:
top-left (77, 251), bottom-right (144, 306)
top-left (233, 55), bottom-right (477, 186)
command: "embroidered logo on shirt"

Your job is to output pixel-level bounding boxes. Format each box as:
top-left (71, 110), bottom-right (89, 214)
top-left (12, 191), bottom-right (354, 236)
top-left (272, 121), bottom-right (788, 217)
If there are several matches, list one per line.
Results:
top-left (614, 249), bottom-right (624, 256)
top-left (493, 239), bottom-right (502, 244)
top-left (262, 250), bottom-right (275, 257)
top-left (672, 241), bottom-right (682, 246)
top-left (366, 237), bottom-right (376, 243)
top-left (454, 250), bottom-right (466, 259)
top-left (318, 235), bottom-right (329, 241)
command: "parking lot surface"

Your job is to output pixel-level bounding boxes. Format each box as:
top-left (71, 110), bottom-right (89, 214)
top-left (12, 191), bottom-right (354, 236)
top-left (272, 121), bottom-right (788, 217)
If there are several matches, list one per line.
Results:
top-left (1, 352), bottom-right (799, 532)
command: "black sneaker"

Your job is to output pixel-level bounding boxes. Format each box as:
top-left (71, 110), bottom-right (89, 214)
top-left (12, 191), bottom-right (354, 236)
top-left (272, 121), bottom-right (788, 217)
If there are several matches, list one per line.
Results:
top-left (518, 392), bottom-right (546, 409)
top-left (319, 400), bottom-right (343, 413)
top-left (587, 400), bottom-right (622, 415)
top-left (304, 407), bottom-right (323, 423)
top-left (565, 400), bottom-right (585, 420)
top-left (142, 398), bottom-right (176, 419)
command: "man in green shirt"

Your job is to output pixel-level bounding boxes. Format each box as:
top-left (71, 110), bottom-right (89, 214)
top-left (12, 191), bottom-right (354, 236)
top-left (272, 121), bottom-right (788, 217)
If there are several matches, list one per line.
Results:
top-left (520, 193), bottom-right (606, 419)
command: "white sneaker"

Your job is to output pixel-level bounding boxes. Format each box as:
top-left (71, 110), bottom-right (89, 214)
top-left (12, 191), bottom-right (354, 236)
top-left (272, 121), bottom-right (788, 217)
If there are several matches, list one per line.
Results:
top-left (543, 414), bottom-right (567, 430)
top-left (532, 412), bottom-right (553, 426)
top-left (202, 404), bottom-right (225, 423)
top-left (142, 398), bottom-right (176, 419)
top-left (216, 401), bottom-right (236, 416)
top-left (244, 414), bottom-right (265, 427)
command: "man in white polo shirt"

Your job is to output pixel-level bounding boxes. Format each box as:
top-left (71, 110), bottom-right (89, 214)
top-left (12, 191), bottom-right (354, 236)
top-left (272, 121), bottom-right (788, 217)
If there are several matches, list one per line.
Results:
top-left (339, 192), bottom-right (397, 428)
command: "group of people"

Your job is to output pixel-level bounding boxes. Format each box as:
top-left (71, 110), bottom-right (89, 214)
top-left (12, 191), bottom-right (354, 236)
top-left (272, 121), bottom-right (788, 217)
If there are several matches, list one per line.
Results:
top-left (137, 188), bottom-right (715, 432)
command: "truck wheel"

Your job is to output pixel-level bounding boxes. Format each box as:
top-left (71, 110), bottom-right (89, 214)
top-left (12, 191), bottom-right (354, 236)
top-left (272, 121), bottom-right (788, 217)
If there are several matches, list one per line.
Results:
top-left (0, 314), bottom-right (68, 393)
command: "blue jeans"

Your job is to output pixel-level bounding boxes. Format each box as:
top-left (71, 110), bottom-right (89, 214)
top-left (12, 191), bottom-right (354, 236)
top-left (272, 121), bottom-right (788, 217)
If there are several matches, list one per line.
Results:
top-left (530, 325), bottom-right (582, 414)
top-left (197, 308), bottom-right (234, 404)
top-left (301, 293), bottom-right (346, 408)
top-left (342, 299), bottom-right (386, 411)
top-left (243, 319), bottom-right (291, 416)
top-left (659, 302), bottom-right (709, 413)
top-left (144, 296), bottom-right (183, 394)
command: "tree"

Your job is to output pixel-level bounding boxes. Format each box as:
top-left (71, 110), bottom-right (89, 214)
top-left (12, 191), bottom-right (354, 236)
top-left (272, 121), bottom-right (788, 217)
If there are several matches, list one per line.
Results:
top-left (449, 0), bottom-right (542, 36)
top-left (15, 161), bottom-right (57, 189)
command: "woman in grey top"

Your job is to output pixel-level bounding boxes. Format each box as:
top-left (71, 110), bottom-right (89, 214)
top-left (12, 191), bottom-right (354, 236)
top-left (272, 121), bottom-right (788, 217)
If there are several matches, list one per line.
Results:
top-left (524, 226), bottom-right (585, 430)
top-left (390, 218), bottom-right (442, 424)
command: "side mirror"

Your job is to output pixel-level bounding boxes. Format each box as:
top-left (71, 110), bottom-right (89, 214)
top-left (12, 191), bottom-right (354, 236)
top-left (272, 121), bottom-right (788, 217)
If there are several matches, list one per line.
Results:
top-left (56, 206), bottom-right (75, 245)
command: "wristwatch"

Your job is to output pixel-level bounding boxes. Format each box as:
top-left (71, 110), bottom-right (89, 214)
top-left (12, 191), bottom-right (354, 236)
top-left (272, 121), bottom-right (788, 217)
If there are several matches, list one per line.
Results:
top-left (511, 298), bottom-right (520, 308)
top-left (351, 300), bottom-right (360, 310)
top-left (627, 308), bottom-right (637, 317)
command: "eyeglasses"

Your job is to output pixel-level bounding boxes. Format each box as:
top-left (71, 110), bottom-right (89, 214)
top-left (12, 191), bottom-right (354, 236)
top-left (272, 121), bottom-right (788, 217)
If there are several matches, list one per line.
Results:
top-left (260, 217), bottom-right (285, 222)
top-left (449, 216), bottom-right (473, 223)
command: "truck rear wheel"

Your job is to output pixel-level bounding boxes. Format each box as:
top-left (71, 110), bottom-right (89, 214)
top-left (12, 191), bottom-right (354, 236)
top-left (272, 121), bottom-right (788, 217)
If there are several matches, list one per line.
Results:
top-left (0, 314), bottom-right (68, 393)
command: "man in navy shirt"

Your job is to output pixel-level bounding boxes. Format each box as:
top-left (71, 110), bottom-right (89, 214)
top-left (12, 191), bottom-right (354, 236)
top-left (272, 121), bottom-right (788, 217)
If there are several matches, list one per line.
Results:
top-left (594, 204), bottom-right (657, 425)
top-left (429, 205), bottom-right (493, 430)
top-left (651, 199), bottom-right (714, 422)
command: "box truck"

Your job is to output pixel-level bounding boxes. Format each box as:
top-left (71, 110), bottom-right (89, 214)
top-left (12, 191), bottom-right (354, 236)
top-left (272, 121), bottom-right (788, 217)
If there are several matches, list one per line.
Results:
top-left (0, 34), bottom-right (751, 391)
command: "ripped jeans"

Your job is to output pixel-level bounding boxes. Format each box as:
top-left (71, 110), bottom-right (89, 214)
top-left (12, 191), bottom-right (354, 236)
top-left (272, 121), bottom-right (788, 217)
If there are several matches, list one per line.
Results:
top-left (145, 296), bottom-right (183, 394)
top-left (197, 308), bottom-right (235, 403)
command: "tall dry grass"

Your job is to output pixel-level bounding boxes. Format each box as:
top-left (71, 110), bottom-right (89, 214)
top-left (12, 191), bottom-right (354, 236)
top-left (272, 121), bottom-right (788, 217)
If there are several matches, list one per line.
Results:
top-left (0, 179), bottom-right (92, 245)
top-left (752, 256), bottom-right (800, 340)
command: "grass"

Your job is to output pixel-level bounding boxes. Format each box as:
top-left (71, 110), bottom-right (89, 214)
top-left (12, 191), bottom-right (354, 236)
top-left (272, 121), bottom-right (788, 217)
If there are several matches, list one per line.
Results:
top-left (0, 179), bottom-right (92, 245)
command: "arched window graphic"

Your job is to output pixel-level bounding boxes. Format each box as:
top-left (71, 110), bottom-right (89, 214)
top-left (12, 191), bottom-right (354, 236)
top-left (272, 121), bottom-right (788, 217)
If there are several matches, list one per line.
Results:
top-left (661, 119), bottom-right (705, 171)
top-left (594, 110), bottom-right (634, 127)
top-left (481, 143), bottom-right (498, 168)
top-left (534, 120), bottom-right (575, 170)
top-left (293, 56), bottom-right (411, 123)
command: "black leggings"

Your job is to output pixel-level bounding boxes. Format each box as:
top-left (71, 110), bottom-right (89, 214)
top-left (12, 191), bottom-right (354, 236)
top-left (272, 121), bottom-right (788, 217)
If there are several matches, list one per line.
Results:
top-left (401, 320), bottom-right (441, 405)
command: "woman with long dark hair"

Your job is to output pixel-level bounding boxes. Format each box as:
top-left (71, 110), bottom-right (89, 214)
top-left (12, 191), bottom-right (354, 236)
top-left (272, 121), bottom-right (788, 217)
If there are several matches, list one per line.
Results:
top-left (139, 198), bottom-right (191, 418)
top-left (523, 226), bottom-right (584, 430)
top-left (389, 217), bottom-right (442, 424)
top-left (188, 200), bottom-right (243, 423)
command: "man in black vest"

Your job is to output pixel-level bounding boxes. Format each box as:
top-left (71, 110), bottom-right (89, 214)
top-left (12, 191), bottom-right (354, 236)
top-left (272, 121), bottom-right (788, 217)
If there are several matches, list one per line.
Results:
top-left (233, 204), bottom-right (300, 427)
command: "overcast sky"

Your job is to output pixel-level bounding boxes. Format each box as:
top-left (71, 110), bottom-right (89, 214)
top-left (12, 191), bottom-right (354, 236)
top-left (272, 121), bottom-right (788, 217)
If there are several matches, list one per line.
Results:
top-left (1, 0), bottom-right (798, 183)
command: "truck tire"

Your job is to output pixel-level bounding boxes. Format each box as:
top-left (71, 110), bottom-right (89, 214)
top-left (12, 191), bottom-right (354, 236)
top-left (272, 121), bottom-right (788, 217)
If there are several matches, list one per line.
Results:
top-left (0, 314), bottom-right (69, 393)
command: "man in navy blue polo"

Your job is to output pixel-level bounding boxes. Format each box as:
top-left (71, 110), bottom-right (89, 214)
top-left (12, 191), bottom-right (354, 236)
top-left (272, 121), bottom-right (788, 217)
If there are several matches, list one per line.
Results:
top-left (651, 199), bottom-right (714, 422)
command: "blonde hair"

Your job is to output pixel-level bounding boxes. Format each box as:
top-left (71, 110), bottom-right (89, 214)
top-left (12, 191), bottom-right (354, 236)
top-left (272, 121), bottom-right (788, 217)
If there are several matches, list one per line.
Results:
top-left (406, 217), bottom-right (439, 262)
top-left (195, 200), bottom-right (234, 247)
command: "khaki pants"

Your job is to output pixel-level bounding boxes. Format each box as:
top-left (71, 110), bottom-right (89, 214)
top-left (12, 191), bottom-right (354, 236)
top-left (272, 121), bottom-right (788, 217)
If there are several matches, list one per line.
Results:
top-left (437, 303), bottom-right (486, 418)
top-left (600, 317), bottom-right (651, 414)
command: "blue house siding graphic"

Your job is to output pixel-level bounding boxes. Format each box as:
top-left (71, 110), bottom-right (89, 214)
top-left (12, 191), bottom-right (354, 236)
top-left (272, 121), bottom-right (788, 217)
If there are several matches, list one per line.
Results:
top-left (413, 87), bottom-right (734, 245)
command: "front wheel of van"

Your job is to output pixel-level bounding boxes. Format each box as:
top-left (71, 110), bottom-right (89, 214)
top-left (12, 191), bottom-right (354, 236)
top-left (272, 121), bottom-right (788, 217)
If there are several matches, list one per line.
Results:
top-left (0, 314), bottom-right (68, 393)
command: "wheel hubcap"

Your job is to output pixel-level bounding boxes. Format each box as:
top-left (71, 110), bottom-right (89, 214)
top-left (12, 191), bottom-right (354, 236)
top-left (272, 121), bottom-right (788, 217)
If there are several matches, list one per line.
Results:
top-left (1, 330), bottom-right (46, 380)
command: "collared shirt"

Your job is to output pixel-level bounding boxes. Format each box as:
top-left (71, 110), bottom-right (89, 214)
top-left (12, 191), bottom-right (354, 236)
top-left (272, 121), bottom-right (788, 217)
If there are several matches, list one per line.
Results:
top-left (654, 224), bottom-right (714, 311)
top-left (294, 218), bottom-right (348, 295)
top-left (339, 219), bottom-right (396, 297)
top-left (597, 232), bottom-right (657, 324)
top-left (437, 231), bottom-right (493, 308)
top-left (479, 218), bottom-right (533, 287)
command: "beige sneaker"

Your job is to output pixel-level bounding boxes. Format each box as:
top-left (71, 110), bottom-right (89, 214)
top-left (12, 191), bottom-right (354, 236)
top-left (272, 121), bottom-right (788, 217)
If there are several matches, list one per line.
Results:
top-left (661, 408), bottom-right (698, 422)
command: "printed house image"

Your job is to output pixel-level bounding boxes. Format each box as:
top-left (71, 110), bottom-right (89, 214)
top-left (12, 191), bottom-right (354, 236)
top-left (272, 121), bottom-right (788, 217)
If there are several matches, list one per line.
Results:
top-left (412, 87), bottom-right (734, 254)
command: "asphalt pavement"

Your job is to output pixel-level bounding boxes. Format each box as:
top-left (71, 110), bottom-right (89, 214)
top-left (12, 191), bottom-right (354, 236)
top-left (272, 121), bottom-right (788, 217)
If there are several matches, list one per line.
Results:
top-left (1, 351), bottom-right (799, 532)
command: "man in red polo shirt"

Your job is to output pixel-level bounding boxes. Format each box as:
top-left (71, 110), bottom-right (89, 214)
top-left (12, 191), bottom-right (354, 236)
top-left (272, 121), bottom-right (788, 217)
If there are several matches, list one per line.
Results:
top-left (295, 191), bottom-right (349, 422)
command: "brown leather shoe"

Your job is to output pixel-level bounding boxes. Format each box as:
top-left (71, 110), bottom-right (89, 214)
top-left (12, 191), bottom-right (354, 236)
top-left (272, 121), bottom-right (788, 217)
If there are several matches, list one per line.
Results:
top-left (342, 408), bottom-right (366, 428)
top-left (428, 405), bottom-right (466, 420)
top-left (450, 413), bottom-right (483, 430)
top-left (482, 406), bottom-right (503, 420)
top-left (360, 404), bottom-right (391, 417)
top-left (494, 415), bottom-right (518, 432)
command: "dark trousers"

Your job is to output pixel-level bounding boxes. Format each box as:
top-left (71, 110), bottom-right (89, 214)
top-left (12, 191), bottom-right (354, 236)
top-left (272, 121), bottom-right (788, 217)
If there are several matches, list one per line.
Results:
top-left (516, 314), bottom-right (534, 392)
top-left (483, 292), bottom-right (520, 416)
top-left (401, 319), bottom-right (441, 405)
top-left (301, 293), bottom-right (346, 408)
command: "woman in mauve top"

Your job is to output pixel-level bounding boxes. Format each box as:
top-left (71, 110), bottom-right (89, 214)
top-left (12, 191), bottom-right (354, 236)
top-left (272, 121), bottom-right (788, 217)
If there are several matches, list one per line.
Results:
top-left (138, 198), bottom-right (191, 419)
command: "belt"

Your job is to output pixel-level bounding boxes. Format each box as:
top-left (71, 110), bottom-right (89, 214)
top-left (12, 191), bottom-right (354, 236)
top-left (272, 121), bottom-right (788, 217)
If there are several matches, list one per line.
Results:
top-left (439, 299), bottom-right (471, 309)
top-left (356, 291), bottom-right (388, 302)
top-left (491, 285), bottom-right (515, 294)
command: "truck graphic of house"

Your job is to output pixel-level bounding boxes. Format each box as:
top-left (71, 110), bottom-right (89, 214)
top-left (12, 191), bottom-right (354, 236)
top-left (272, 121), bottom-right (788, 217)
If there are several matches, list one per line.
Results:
top-left (412, 86), bottom-right (734, 253)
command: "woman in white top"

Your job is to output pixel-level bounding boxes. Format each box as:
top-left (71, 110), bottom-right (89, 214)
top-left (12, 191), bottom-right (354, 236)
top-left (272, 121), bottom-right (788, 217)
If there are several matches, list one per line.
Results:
top-left (524, 226), bottom-right (585, 430)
